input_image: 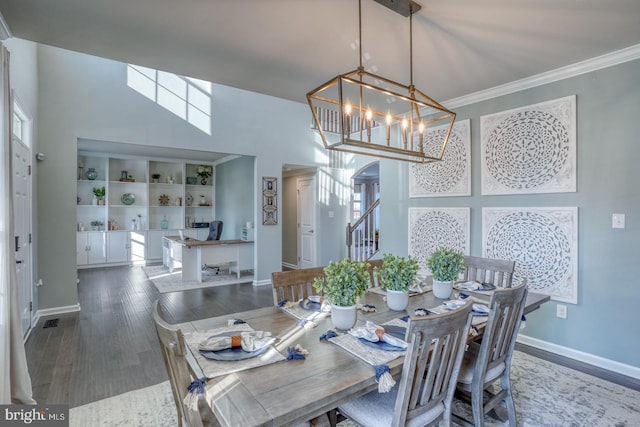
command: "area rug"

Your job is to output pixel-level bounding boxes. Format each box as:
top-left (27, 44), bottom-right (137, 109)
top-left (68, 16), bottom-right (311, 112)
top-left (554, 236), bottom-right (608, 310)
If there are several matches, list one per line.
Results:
top-left (69, 351), bottom-right (640, 426)
top-left (143, 264), bottom-right (254, 293)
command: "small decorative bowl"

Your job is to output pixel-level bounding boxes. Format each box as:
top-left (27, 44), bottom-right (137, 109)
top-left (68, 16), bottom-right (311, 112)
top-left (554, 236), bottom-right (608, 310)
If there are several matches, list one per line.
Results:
top-left (186, 177), bottom-right (197, 185)
top-left (121, 193), bottom-right (135, 205)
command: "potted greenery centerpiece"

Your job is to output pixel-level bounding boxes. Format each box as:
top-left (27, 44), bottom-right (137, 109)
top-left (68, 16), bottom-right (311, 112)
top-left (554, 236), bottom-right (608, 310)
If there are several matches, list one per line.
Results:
top-left (92, 186), bottom-right (106, 205)
top-left (313, 258), bottom-right (370, 330)
top-left (426, 247), bottom-right (465, 299)
top-left (375, 253), bottom-right (419, 311)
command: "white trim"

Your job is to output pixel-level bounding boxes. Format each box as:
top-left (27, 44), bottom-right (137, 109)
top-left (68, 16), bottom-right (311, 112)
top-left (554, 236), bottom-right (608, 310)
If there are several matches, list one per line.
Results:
top-left (0, 12), bottom-right (12, 40)
top-left (33, 303), bottom-right (82, 326)
top-left (445, 44), bottom-right (640, 109)
top-left (517, 334), bottom-right (640, 381)
top-left (281, 262), bottom-right (298, 270)
top-left (252, 278), bottom-right (271, 287)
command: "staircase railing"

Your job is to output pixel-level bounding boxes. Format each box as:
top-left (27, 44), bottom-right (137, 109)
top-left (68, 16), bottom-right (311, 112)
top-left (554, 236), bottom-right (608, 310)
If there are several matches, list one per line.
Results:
top-left (346, 198), bottom-right (380, 261)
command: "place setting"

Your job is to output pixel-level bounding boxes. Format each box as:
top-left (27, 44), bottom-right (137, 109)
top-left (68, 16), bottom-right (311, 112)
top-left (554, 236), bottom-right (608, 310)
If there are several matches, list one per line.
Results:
top-left (278, 295), bottom-right (331, 321)
top-left (184, 320), bottom-right (286, 378)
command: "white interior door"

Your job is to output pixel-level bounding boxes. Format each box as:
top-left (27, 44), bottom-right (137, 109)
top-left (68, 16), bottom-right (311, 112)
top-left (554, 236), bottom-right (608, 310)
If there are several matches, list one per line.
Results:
top-left (12, 137), bottom-right (32, 335)
top-left (297, 177), bottom-right (316, 268)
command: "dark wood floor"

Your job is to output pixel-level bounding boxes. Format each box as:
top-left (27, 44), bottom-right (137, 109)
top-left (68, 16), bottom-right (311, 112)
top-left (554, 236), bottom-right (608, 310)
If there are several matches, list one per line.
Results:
top-left (24, 265), bottom-right (639, 408)
top-left (24, 265), bottom-right (273, 407)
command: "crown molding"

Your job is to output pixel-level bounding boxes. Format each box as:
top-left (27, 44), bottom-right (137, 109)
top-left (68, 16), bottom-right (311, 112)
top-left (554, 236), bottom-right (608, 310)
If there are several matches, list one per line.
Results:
top-left (0, 12), bottom-right (13, 40)
top-left (445, 44), bottom-right (640, 109)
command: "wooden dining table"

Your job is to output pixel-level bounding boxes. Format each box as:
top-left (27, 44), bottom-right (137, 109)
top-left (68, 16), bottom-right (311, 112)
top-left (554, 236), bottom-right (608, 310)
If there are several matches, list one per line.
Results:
top-left (177, 288), bottom-right (550, 427)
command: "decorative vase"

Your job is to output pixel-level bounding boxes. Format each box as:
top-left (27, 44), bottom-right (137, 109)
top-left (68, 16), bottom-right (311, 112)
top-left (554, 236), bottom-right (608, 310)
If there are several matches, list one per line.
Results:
top-left (161, 215), bottom-right (169, 230)
top-left (433, 280), bottom-right (453, 299)
top-left (199, 196), bottom-right (206, 205)
top-left (386, 289), bottom-right (409, 311)
top-left (200, 177), bottom-right (207, 185)
top-left (92, 195), bottom-right (98, 206)
top-left (86, 168), bottom-right (97, 180)
top-left (331, 304), bottom-right (357, 330)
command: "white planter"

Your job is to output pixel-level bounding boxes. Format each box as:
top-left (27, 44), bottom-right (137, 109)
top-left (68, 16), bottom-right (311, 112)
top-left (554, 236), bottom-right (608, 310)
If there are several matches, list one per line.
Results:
top-left (433, 280), bottom-right (453, 299)
top-left (386, 289), bottom-right (409, 311)
top-left (331, 304), bottom-right (357, 330)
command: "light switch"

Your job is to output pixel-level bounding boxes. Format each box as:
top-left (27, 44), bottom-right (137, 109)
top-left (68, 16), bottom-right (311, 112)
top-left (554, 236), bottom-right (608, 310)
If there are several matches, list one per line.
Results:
top-left (612, 213), bottom-right (625, 229)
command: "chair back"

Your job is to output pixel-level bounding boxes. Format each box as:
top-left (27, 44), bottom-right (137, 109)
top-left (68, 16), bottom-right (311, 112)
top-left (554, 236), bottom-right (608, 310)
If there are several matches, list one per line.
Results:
top-left (391, 300), bottom-right (474, 426)
top-left (271, 267), bottom-right (326, 305)
top-left (152, 300), bottom-right (193, 427)
top-left (206, 221), bottom-right (223, 241)
top-left (463, 255), bottom-right (515, 288)
top-left (474, 280), bottom-right (528, 388)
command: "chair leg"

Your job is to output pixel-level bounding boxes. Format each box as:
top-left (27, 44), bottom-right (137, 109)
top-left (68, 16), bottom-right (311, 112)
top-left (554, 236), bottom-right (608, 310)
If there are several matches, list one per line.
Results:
top-left (501, 375), bottom-right (517, 427)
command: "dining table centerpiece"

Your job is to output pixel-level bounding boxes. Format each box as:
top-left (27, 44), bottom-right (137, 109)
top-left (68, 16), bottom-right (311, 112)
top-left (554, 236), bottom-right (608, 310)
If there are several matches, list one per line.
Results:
top-left (426, 247), bottom-right (465, 299)
top-left (375, 253), bottom-right (419, 311)
top-left (313, 258), bottom-right (370, 330)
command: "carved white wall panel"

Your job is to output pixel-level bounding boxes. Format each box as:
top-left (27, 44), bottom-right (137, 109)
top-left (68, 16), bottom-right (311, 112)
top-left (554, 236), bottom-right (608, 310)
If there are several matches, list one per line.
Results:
top-left (410, 119), bottom-right (470, 198)
top-left (483, 207), bottom-right (578, 303)
top-left (481, 96), bottom-right (576, 195)
top-left (408, 207), bottom-right (470, 274)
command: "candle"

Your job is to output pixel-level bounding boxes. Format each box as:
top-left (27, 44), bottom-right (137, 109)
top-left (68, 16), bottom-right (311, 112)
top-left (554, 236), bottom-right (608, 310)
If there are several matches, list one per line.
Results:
top-left (343, 102), bottom-right (352, 138)
top-left (418, 122), bottom-right (425, 152)
top-left (402, 118), bottom-right (408, 148)
top-left (366, 108), bottom-right (373, 142)
top-left (385, 113), bottom-right (392, 145)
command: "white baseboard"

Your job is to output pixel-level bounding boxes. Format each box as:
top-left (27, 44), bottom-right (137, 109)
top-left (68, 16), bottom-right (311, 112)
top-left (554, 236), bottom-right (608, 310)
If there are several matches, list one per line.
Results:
top-left (252, 279), bottom-right (272, 287)
top-left (34, 303), bottom-right (82, 325)
top-left (517, 334), bottom-right (640, 380)
top-left (282, 262), bottom-right (298, 270)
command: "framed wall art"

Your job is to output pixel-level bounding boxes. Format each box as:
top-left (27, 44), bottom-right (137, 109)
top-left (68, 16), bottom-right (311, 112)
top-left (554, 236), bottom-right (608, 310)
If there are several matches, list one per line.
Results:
top-left (408, 207), bottom-right (470, 274)
top-left (482, 207), bottom-right (578, 303)
top-left (480, 95), bottom-right (576, 195)
top-left (409, 119), bottom-right (471, 198)
top-left (262, 177), bottom-right (277, 225)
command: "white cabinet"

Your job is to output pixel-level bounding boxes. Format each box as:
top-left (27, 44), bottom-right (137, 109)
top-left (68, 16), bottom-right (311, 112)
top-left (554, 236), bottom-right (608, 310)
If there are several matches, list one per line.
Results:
top-left (76, 153), bottom-right (216, 267)
top-left (77, 232), bottom-right (107, 265)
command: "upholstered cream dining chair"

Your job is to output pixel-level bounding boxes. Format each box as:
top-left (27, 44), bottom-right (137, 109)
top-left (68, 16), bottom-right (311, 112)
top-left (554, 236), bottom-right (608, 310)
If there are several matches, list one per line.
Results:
top-left (152, 300), bottom-right (218, 427)
top-left (462, 255), bottom-right (516, 288)
top-left (333, 300), bottom-right (474, 427)
top-left (452, 279), bottom-right (528, 427)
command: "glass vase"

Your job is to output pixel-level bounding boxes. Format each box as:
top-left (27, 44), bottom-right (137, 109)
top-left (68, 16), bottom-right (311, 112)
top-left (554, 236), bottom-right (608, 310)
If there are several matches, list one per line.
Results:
top-left (86, 168), bottom-right (97, 180)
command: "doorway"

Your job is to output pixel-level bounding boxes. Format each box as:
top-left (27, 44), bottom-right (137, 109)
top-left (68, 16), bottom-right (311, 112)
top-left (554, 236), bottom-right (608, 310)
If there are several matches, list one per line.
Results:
top-left (12, 96), bottom-right (34, 336)
top-left (281, 165), bottom-right (317, 270)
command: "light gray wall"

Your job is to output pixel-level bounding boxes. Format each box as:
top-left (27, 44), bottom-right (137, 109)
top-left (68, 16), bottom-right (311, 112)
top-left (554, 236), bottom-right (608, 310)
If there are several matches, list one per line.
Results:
top-left (379, 58), bottom-right (640, 369)
top-left (32, 43), bottom-right (348, 309)
top-left (214, 156), bottom-right (255, 240)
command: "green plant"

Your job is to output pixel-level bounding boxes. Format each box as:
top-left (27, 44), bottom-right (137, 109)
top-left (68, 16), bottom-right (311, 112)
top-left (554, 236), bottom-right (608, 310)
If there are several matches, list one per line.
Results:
top-left (92, 186), bottom-right (106, 199)
top-left (375, 253), bottom-right (419, 292)
top-left (426, 247), bottom-right (465, 282)
top-left (313, 258), bottom-right (370, 307)
top-left (196, 165), bottom-right (212, 179)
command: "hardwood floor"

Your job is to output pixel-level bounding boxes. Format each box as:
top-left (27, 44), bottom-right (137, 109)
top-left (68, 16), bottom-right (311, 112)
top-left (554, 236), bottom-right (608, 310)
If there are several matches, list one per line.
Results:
top-left (24, 265), bottom-right (639, 409)
top-left (24, 265), bottom-right (273, 407)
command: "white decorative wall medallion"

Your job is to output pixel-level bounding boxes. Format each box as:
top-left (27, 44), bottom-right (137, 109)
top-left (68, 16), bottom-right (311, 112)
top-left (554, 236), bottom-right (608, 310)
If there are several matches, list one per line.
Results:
top-left (482, 207), bottom-right (578, 303)
top-left (409, 119), bottom-right (470, 198)
top-left (481, 96), bottom-right (576, 195)
top-left (408, 207), bottom-right (470, 274)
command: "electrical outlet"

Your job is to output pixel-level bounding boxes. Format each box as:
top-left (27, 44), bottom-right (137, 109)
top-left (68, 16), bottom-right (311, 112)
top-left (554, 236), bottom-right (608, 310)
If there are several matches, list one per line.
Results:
top-left (556, 304), bottom-right (567, 319)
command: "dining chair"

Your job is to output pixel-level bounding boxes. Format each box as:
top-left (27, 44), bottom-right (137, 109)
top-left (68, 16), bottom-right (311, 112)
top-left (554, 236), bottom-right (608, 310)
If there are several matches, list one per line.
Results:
top-left (334, 300), bottom-right (474, 427)
top-left (271, 267), bottom-right (326, 305)
top-left (452, 279), bottom-right (528, 427)
top-left (462, 255), bottom-right (516, 288)
top-left (367, 258), bottom-right (383, 288)
top-left (152, 300), bottom-right (218, 427)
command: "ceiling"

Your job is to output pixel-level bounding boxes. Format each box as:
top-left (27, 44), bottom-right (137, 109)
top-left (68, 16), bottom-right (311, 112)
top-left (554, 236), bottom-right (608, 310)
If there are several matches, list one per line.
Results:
top-left (1, 0), bottom-right (639, 105)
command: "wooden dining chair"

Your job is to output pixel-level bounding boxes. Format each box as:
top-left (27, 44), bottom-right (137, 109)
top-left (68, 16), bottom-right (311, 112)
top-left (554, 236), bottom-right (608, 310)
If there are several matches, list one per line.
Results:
top-left (367, 258), bottom-right (383, 288)
top-left (334, 300), bottom-right (474, 427)
top-left (271, 267), bottom-right (326, 305)
top-left (463, 255), bottom-right (516, 288)
top-left (452, 279), bottom-right (528, 427)
top-left (152, 300), bottom-right (218, 427)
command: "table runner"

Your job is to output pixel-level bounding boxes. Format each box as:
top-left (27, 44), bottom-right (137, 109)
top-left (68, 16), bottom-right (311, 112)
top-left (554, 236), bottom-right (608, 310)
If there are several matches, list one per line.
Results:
top-left (184, 323), bottom-right (286, 379)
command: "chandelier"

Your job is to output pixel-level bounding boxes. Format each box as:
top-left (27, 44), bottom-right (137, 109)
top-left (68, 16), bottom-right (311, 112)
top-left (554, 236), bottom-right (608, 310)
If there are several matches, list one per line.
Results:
top-left (307, 0), bottom-right (456, 164)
